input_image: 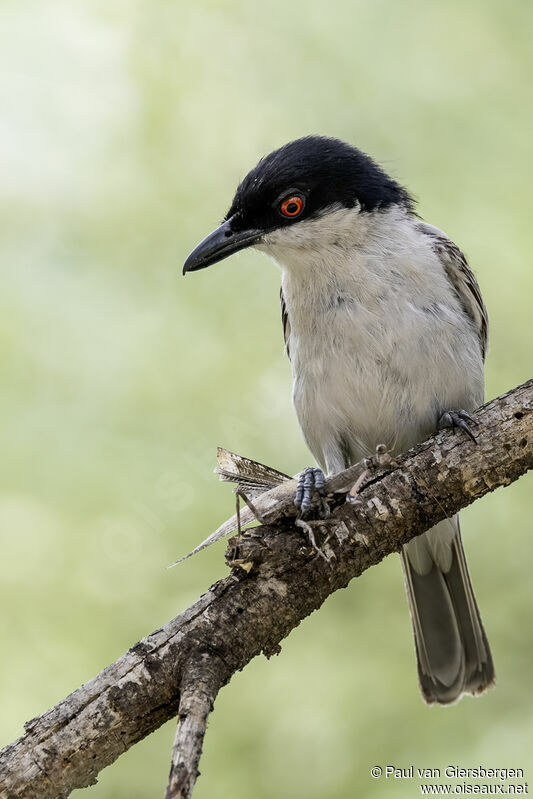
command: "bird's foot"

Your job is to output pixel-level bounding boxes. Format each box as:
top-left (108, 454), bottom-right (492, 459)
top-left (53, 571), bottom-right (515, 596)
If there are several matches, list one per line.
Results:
top-left (438, 409), bottom-right (477, 442)
top-left (347, 444), bottom-right (397, 503)
top-left (294, 467), bottom-right (330, 518)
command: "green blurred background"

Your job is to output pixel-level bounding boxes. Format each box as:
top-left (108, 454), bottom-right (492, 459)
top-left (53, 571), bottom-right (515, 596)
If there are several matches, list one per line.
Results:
top-left (1, 0), bottom-right (532, 796)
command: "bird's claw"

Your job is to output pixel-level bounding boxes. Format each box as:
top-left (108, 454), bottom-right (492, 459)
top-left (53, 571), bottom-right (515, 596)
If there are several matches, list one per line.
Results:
top-left (438, 409), bottom-right (477, 442)
top-left (294, 467), bottom-right (329, 517)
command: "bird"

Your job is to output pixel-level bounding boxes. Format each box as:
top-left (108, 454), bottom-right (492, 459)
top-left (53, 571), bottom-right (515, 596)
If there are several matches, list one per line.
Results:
top-left (183, 135), bottom-right (495, 705)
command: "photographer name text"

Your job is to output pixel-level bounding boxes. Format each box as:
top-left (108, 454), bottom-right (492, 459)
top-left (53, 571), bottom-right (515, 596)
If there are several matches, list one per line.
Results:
top-left (374, 767), bottom-right (524, 781)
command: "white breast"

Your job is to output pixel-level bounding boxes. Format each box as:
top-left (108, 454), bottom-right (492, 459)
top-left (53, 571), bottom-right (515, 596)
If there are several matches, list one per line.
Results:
top-left (258, 205), bottom-right (484, 474)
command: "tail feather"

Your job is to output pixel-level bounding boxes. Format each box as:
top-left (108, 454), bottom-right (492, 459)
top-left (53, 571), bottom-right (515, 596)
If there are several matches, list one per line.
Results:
top-left (401, 518), bottom-right (495, 705)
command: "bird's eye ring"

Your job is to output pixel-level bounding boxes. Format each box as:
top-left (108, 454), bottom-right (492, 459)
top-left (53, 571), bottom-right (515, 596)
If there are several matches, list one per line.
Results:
top-left (280, 195), bottom-right (305, 218)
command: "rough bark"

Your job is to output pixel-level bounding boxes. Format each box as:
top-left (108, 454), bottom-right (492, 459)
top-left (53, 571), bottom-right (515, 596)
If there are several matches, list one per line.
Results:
top-left (165, 659), bottom-right (221, 799)
top-left (0, 379), bottom-right (532, 799)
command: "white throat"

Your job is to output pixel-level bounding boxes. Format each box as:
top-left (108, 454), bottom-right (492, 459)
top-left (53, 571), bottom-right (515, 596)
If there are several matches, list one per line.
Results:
top-left (258, 204), bottom-right (426, 331)
top-left (254, 203), bottom-right (483, 473)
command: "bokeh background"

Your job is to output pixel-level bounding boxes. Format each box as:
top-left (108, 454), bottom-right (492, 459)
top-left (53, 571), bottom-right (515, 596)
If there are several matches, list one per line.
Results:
top-left (1, 1), bottom-right (532, 797)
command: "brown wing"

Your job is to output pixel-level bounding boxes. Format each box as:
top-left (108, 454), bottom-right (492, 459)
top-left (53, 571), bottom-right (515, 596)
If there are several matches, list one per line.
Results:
top-left (280, 287), bottom-right (291, 360)
top-left (417, 223), bottom-right (489, 360)
top-left (215, 446), bottom-right (290, 498)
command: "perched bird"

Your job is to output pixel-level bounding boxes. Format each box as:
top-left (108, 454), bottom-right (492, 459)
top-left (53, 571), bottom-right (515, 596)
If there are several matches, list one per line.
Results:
top-left (183, 135), bottom-right (494, 705)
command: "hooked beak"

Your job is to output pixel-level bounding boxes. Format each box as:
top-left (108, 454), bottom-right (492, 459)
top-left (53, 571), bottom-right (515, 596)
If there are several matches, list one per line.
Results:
top-left (182, 218), bottom-right (262, 275)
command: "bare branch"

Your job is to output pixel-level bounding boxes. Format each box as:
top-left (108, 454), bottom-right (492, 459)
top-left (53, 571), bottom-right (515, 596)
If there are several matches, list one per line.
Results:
top-left (0, 379), bottom-right (532, 799)
top-left (165, 658), bottom-right (221, 799)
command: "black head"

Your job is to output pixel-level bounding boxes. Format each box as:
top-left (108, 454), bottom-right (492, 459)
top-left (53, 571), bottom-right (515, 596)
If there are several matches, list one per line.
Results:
top-left (183, 135), bottom-right (413, 274)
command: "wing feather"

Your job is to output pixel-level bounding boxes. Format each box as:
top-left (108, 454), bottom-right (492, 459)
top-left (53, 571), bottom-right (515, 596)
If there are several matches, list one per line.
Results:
top-left (280, 287), bottom-right (291, 360)
top-left (417, 222), bottom-right (489, 360)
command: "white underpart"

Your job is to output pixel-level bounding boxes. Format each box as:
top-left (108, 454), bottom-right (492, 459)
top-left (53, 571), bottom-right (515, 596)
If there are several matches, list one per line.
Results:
top-left (256, 204), bottom-right (484, 477)
top-left (257, 203), bottom-right (490, 695)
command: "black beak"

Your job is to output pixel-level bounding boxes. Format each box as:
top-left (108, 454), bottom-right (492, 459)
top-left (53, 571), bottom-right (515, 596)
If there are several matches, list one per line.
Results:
top-left (182, 218), bottom-right (262, 275)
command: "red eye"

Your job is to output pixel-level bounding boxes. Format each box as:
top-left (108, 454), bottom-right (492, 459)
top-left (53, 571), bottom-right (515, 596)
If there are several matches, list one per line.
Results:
top-left (280, 195), bottom-right (305, 218)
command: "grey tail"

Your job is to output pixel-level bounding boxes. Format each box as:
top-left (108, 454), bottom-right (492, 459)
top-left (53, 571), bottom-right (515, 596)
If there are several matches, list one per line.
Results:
top-left (401, 518), bottom-right (495, 705)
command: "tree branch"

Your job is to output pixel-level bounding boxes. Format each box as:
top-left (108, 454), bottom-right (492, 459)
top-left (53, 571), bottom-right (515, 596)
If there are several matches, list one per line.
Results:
top-left (1, 379), bottom-right (532, 799)
top-left (165, 658), bottom-right (221, 799)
